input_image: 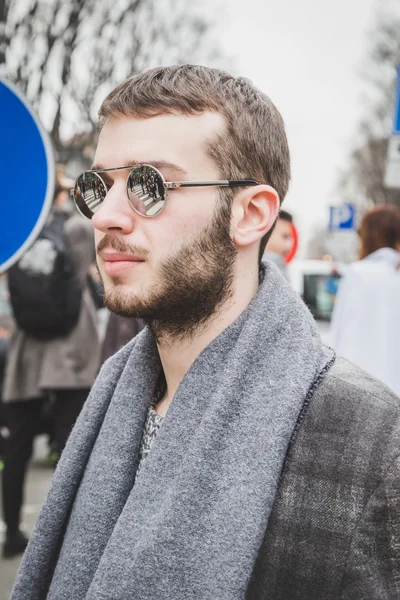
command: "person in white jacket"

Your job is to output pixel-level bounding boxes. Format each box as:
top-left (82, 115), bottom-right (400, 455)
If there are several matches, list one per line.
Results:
top-left (330, 204), bottom-right (400, 395)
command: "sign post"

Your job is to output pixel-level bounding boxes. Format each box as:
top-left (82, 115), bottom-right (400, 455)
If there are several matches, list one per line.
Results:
top-left (326, 203), bottom-right (358, 262)
top-left (384, 65), bottom-right (400, 189)
top-left (0, 79), bottom-right (55, 273)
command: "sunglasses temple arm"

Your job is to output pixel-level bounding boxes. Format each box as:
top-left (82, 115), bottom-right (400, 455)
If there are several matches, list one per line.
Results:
top-left (166, 181), bottom-right (229, 189)
top-left (166, 180), bottom-right (258, 189)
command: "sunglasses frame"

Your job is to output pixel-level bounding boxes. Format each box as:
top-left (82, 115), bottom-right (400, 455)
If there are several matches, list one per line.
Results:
top-left (71, 163), bottom-right (259, 219)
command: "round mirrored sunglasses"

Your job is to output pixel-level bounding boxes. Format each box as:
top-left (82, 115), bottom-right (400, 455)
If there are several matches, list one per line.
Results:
top-left (71, 164), bottom-right (259, 219)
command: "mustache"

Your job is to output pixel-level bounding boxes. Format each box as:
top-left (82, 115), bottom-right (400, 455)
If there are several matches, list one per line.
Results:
top-left (96, 235), bottom-right (149, 258)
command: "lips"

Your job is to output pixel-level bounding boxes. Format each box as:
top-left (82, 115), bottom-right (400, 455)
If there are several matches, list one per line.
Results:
top-left (100, 252), bottom-right (145, 275)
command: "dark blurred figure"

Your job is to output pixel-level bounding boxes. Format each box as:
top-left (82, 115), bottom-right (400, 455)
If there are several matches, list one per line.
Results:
top-left (1, 167), bottom-right (100, 558)
top-left (330, 204), bottom-right (400, 395)
top-left (264, 209), bottom-right (293, 280)
top-left (0, 330), bottom-right (10, 465)
top-left (0, 277), bottom-right (14, 468)
top-left (0, 334), bottom-right (8, 395)
top-left (101, 314), bottom-right (145, 364)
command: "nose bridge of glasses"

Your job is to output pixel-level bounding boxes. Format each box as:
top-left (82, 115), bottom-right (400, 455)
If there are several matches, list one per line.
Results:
top-left (94, 167), bottom-right (127, 186)
top-left (92, 164), bottom-right (134, 175)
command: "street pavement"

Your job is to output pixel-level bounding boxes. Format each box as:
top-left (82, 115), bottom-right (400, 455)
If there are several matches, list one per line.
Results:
top-left (0, 437), bottom-right (52, 599)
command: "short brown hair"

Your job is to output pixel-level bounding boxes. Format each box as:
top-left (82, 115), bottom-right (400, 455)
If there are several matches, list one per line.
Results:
top-left (359, 204), bottom-right (400, 259)
top-left (99, 65), bottom-right (291, 262)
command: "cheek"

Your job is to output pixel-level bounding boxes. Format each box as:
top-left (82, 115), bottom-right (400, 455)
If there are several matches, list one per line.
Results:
top-left (160, 211), bottom-right (208, 250)
top-left (94, 230), bottom-right (104, 253)
top-left (163, 189), bottom-right (215, 235)
top-left (148, 223), bottom-right (191, 261)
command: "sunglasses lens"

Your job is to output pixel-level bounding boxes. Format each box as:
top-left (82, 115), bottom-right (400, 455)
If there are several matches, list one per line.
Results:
top-left (127, 165), bottom-right (166, 217)
top-left (74, 172), bottom-right (107, 219)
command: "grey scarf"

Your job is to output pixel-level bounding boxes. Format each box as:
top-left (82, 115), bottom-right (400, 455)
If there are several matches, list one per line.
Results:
top-left (12, 262), bottom-right (334, 600)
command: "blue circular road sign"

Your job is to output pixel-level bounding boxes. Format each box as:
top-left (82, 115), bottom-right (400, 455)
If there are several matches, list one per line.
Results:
top-left (0, 78), bottom-right (55, 273)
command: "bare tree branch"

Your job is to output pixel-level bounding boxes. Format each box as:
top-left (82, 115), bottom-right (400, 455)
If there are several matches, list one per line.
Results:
top-left (338, 8), bottom-right (400, 209)
top-left (0, 0), bottom-right (10, 67)
top-left (2, 0), bottom-right (221, 158)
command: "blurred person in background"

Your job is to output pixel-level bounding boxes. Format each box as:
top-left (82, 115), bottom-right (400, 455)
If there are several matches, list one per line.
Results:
top-left (1, 166), bottom-right (100, 559)
top-left (264, 209), bottom-right (293, 280)
top-left (0, 275), bottom-right (13, 468)
top-left (330, 204), bottom-right (400, 395)
top-left (0, 327), bottom-right (10, 469)
top-left (101, 313), bottom-right (144, 364)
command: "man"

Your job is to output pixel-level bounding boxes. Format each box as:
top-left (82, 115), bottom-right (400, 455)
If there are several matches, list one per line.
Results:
top-left (2, 168), bottom-right (100, 558)
top-left (13, 66), bottom-right (399, 599)
top-left (264, 209), bottom-right (294, 279)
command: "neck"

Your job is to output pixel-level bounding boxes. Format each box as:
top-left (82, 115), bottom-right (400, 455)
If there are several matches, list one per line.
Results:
top-left (154, 264), bottom-right (259, 416)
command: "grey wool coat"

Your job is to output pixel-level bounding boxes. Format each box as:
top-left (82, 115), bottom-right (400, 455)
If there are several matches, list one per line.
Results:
top-left (3, 207), bottom-right (100, 402)
top-left (247, 358), bottom-right (400, 599)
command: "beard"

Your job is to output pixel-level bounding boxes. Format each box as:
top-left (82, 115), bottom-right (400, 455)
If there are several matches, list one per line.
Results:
top-left (97, 202), bottom-right (237, 342)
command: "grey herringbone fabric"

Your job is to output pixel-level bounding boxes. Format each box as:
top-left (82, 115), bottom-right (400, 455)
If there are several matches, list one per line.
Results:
top-left (247, 358), bottom-right (400, 600)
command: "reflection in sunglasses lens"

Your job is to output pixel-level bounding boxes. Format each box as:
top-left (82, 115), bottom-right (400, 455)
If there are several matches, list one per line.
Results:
top-left (75, 172), bottom-right (107, 219)
top-left (127, 165), bottom-right (166, 216)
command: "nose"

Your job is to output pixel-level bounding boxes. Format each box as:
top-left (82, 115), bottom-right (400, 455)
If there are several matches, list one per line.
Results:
top-left (92, 182), bottom-right (137, 234)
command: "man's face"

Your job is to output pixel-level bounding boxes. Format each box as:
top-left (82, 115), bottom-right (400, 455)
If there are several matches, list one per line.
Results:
top-left (265, 218), bottom-right (293, 259)
top-left (92, 112), bottom-right (237, 338)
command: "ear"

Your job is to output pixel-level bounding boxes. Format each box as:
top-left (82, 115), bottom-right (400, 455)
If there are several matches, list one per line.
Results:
top-left (231, 185), bottom-right (279, 249)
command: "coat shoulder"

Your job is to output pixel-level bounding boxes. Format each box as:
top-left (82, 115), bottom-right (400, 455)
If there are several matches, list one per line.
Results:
top-left (321, 356), bottom-right (400, 413)
top-left (294, 356), bottom-right (400, 472)
top-left (246, 357), bottom-right (400, 599)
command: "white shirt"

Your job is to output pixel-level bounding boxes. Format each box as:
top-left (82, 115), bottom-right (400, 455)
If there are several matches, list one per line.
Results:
top-left (330, 248), bottom-right (400, 395)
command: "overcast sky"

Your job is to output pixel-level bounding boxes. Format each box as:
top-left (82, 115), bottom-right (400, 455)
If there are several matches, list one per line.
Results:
top-left (218, 0), bottom-right (385, 252)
